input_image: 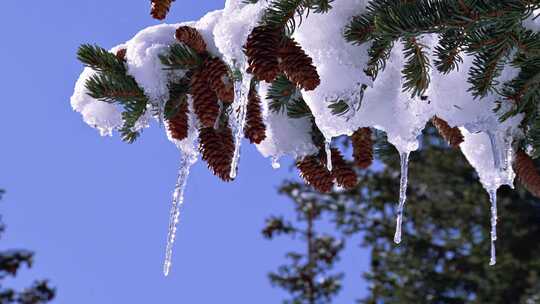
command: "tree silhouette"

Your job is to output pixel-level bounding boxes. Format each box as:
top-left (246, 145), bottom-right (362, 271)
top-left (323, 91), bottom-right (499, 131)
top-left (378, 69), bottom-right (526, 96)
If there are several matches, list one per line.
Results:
top-left (270, 126), bottom-right (540, 303)
top-left (0, 190), bottom-right (55, 304)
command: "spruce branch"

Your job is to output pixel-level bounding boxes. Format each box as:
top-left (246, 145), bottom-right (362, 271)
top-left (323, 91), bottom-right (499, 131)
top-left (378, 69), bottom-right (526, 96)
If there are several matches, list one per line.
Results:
top-left (402, 37), bottom-right (431, 98)
top-left (85, 73), bottom-right (146, 103)
top-left (434, 29), bottom-right (465, 74)
top-left (365, 36), bottom-right (395, 80)
top-left (267, 74), bottom-right (313, 119)
top-left (79, 44), bottom-right (150, 144)
top-left (260, 0), bottom-right (334, 34)
top-left (159, 44), bottom-right (203, 70)
top-left (77, 44), bottom-right (127, 74)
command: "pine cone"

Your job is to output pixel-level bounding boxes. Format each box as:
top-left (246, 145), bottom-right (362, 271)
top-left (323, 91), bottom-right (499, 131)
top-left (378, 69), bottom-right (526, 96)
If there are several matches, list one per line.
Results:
top-left (244, 26), bottom-right (281, 82)
top-left (116, 48), bottom-right (127, 62)
top-left (514, 150), bottom-right (540, 198)
top-left (352, 128), bottom-right (373, 169)
top-left (244, 87), bottom-right (267, 144)
top-left (190, 70), bottom-right (220, 128)
top-left (432, 116), bottom-right (464, 148)
top-left (325, 148), bottom-right (358, 189)
top-left (278, 37), bottom-right (320, 91)
top-left (204, 58), bottom-right (234, 103)
top-left (150, 0), bottom-right (175, 20)
top-left (167, 100), bottom-right (189, 141)
top-left (297, 155), bottom-right (334, 193)
top-left (175, 26), bottom-right (207, 54)
top-left (199, 126), bottom-right (235, 182)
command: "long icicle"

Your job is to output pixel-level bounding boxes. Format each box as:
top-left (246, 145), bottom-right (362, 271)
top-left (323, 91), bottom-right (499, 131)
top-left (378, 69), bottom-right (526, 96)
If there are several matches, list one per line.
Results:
top-left (488, 188), bottom-right (498, 266)
top-left (394, 152), bottom-right (410, 244)
top-left (163, 150), bottom-right (198, 276)
top-left (229, 73), bottom-right (254, 179)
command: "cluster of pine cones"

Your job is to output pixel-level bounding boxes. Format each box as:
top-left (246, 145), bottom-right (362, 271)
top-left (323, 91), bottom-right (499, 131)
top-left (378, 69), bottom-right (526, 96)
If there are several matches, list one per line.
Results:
top-left (165, 26), bottom-right (267, 182)
top-left (139, 18), bottom-right (540, 197)
top-left (245, 26), bottom-right (320, 91)
top-left (294, 116), bottom-right (461, 193)
top-left (297, 128), bottom-right (374, 192)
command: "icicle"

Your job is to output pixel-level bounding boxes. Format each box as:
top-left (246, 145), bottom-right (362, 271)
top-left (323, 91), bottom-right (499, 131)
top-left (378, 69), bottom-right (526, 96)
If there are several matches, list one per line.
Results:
top-left (488, 188), bottom-right (498, 266)
top-left (394, 152), bottom-right (410, 244)
top-left (229, 73), bottom-right (254, 179)
top-left (163, 150), bottom-right (198, 277)
top-left (271, 157), bottom-right (281, 169)
top-left (325, 139), bottom-right (333, 171)
top-left (487, 131), bottom-right (502, 170)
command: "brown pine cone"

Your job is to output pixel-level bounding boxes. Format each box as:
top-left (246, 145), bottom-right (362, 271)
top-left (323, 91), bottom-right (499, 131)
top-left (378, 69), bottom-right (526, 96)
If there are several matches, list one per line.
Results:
top-left (190, 70), bottom-right (220, 128)
top-left (116, 48), bottom-right (127, 62)
top-left (167, 100), bottom-right (189, 141)
top-left (204, 58), bottom-right (234, 103)
top-left (432, 116), bottom-right (464, 148)
top-left (297, 155), bottom-right (334, 193)
top-left (278, 37), bottom-right (320, 91)
top-left (175, 26), bottom-right (207, 54)
top-left (244, 26), bottom-right (281, 82)
top-left (351, 128), bottom-right (373, 169)
top-left (150, 0), bottom-right (175, 20)
top-left (199, 126), bottom-right (235, 182)
top-left (514, 150), bottom-right (540, 198)
top-left (325, 148), bottom-right (358, 189)
top-left (244, 87), bottom-right (267, 144)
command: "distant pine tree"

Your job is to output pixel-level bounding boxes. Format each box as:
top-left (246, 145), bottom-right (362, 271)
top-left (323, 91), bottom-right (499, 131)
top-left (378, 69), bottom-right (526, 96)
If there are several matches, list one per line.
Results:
top-left (0, 190), bottom-right (55, 304)
top-left (272, 126), bottom-right (540, 303)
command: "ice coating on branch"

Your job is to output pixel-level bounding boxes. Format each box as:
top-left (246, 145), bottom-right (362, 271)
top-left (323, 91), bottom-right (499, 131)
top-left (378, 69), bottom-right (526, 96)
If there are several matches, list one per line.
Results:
top-left (72, 0), bottom-right (527, 178)
top-left (71, 0), bottom-right (529, 192)
top-left (255, 83), bottom-right (318, 160)
top-left (459, 122), bottom-right (518, 193)
top-left (394, 152), bottom-right (410, 244)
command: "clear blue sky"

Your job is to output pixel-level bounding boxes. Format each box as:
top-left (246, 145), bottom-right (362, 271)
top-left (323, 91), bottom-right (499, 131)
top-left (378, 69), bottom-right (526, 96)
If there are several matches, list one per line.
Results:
top-left (0, 1), bottom-right (369, 303)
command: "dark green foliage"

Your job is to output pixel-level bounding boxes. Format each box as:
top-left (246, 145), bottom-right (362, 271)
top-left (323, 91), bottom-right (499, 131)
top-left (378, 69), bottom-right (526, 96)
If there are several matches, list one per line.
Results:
top-left (268, 74), bottom-right (312, 118)
top-left (255, 0), bottom-right (334, 35)
top-left (264, 182), bottom-right (345, 304)
top-left (159, 44), bottom-right (203, 70)
top-left (345, 0), bottom-right (540, 153)
top-left (327, 100), bottom-right (350, 117)
top-left (164, 79), bottom-right (190, 120)
top-left (77, 44), bottom-right (126, 74)
top-left (77, 44), bottom-right (149, 143)
top-left (434, 29), bottom-right (464, 74)
top-left (272, 126), bottom-right (540, 303)
top-left (402, 37), bottom-right (431, 97)
top-left (0, 191), bottom-right (55, 304)
top-left (364, 37), bottom-right (394, 80)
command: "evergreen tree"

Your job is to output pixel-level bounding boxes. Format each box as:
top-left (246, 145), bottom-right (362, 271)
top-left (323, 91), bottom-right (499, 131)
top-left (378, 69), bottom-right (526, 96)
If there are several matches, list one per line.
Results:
top-left (273, 127), bottom-right (540, 303)
top-left (262, 182), bottom-right (345, 304)
top-left (0, 190), bottom-right (55, 304)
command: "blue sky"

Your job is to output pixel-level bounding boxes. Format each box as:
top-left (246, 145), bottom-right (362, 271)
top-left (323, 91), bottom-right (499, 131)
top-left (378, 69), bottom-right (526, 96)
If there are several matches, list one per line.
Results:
top-left (0, 1), bottom-right (368, 302)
